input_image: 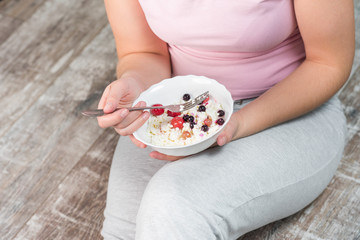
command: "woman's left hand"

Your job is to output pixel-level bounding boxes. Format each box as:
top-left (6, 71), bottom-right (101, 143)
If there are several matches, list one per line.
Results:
top-left (216, 113), bottom-right (240, 146)
top-left (149, 151), bottom-right (185, 161)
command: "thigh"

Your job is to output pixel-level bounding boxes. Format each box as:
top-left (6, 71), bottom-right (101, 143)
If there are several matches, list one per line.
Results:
top-left (135, 97), bottom-right (347, 239)
top-left (102, 136), bottom-right (167, 240)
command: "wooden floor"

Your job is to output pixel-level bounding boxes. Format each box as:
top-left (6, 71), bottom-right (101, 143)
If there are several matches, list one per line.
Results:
top-left (0, 0), bottom-right (359, 239)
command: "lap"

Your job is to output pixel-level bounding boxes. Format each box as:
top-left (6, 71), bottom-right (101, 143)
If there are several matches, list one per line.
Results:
top-left (103, 97), bottom-right (347, 239)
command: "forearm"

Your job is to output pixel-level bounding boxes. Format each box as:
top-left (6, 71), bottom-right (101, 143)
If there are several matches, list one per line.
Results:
top-left (116, 52), bottom-right (171, 92)
top-left (233, 59), bottom-right (351, 139)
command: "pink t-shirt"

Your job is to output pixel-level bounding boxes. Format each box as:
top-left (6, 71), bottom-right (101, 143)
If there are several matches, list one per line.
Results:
top-left (139, 0), bottom-right (305, 100)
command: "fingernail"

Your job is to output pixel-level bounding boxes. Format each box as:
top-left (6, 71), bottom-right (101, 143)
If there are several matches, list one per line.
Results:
top-left (142, 111), bottom-right (150, 119)
top-left (218, 136), bottom-right (226, 146)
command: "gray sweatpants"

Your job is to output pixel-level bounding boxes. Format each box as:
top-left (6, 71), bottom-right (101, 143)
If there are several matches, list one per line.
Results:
top-left (101, 96), bottom-right (347, 240)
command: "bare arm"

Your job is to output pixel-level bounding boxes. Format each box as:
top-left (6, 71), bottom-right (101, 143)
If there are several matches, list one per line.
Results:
top-left (104, 0), bottom-right (171, 88)
top-left (217, 0), bottom-right (355, 145)
top-left (97, 0), bottom-right (171, 139)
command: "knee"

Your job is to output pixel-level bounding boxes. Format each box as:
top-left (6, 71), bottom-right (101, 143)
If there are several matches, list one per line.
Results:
top-left (135, 173), bottom-right (222, 239)
top-left (101, 210), bottom-right (136, 240)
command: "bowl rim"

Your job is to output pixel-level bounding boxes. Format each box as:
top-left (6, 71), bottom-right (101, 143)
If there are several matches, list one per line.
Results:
top-left (133, 75), bottom-right (234, 149)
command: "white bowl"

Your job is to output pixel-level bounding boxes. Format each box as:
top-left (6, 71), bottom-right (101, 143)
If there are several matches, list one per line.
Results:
top-left (133, 75), bottom-right (234, 156)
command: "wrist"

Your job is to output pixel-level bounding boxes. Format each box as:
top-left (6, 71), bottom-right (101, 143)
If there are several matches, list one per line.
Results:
top-left (231, 110), bottom-right (248, 139)
top-left (120, 72), bottom-right (147, 94)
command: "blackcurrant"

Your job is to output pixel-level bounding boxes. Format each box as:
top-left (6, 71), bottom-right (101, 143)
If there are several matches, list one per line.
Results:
top-left (198, 105), bottom-right (206, 112)
top-left (183, 114), bottom-right (190, 122)
top-left (201, 125), bottom-right (209, 132)
top-left (183, 93), bottom-right (191, 101)
top-left (217, 110), bottom-right (225, 117)
top-left (216, 118), bottom-right (225, 125)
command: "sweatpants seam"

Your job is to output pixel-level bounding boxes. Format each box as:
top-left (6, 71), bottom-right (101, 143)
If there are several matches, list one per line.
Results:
top-left (215, 144), bottom-right (343, 238)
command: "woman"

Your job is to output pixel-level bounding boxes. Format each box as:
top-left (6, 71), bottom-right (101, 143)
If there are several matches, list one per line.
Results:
top-left (97, 0), bottom-right (354, 239)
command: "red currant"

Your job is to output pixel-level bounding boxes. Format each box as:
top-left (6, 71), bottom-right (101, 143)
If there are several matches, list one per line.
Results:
top-left (150, 104), bottom-right (164, 116)
top-left (171, 117), bottom-right (184, 129)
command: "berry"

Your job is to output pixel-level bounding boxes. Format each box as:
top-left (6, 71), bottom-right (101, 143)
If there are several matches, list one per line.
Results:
top-left (217, 110), bottom-right (225, 117)
top-left (188, 115), bottom-right (195, 122)
top-left (189, 122), bottom-right (195, 129)
top-left (201, 125), bottom-right (209, 132)
top-left (216, 118), bottom-right (225, 126)
top-left (204, 118), bottom-right (212, 127)
top-left (150, 104), bottom-right (164, 116)
top-left (183, 114), bottom-right (190, 122)
top-left (183, 93), bottom-right (191, 101)
top-left (202, 96), bottom-right (210, 104)
top-left (181, 131), bottom-right (191, 139)
top-left (198, 96), bottom-right (210, 105)
top-left (167, 110), bottom-right (181, 117)
top-left (198, 105), bottom-right (206, 112)
top-left (171, 117), bottom-right (184, 129)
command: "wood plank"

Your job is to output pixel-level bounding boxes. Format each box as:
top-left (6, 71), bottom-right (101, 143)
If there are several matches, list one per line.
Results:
top-left (0, 25), bottom-right (117, 239)
top-left (0, 0), bottom-right (357, 239)
top-left (13, 128), bottom-right (118, 240)
top-left (0, 13), bottom-right (22, 44)
top-left (0, 0), bottom-right (108, 137)
top-left (0, 0), bottom-right (45, 20)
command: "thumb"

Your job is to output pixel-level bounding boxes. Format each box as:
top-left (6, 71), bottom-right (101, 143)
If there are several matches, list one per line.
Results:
top-left (216, 117), bottom-right (238, 146)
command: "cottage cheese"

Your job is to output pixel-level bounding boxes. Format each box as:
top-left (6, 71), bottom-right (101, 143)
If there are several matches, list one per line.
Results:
top-left (147, 95), bottom-right (226, 146)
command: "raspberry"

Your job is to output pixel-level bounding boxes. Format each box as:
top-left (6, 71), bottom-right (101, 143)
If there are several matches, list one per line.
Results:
top-left (171, 117), bottom-right (184, 129)
top-left (167, 110), bottom-right (181, 117)
top-left (150, 104), bottom-right (164, 116)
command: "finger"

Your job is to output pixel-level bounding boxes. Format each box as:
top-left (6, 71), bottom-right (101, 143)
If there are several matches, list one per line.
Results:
top-left (98, 85), bottom-right (111, 109)
top-left (103, 81), bottom-right (127, 113)
top-left (115, 110), bottom-right (150, 136)
top-left (216, 133), bottom-right (228, 146)
top-left (149, 151), bottom-right (184, 161)
top-left (97, 101), bottom-right (145, 129)
top-left (97, 108), bottom-right (129, 128)
top-left (216, 116), bottom-right (237, 146)
top-left (129, 134), bottom-right (147, 148)
top-left (113, 101), bottom-right (147, 129)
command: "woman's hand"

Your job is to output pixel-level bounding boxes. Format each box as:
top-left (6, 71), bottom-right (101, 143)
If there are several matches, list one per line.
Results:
top-left (97, 76), bottom-right (150, 140)
top-left (149, 151), bottom-right (185, 161)
top-left (216, 113), bottom-right (241, 146)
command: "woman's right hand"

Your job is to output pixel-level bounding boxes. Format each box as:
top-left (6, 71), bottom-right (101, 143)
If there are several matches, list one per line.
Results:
top-left (97, 76), bottom-right (150, 146)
